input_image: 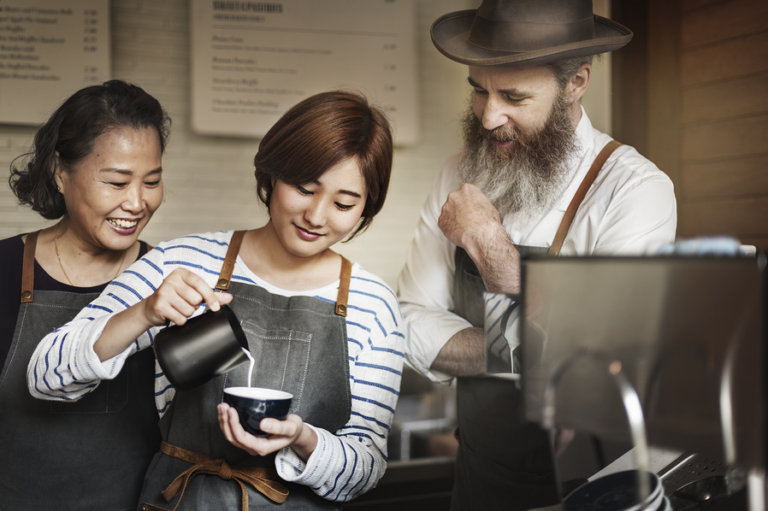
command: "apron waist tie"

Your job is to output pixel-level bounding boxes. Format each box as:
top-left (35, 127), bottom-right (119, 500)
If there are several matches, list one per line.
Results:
top-left (158, 441), bottom-right (289, 510)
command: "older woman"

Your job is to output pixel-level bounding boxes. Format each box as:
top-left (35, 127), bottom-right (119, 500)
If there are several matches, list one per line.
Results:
top-left (30, 91), bottom-right (403, 510)
top-left (0, 80), bottom-right (170, 510)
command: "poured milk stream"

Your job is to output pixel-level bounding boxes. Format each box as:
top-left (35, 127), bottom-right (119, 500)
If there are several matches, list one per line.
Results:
top-left (243, 348), bottom-right (255, 388)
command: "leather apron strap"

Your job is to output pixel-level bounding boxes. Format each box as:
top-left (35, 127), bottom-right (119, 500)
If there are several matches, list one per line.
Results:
top-left (215, 230), bottom-right (246, 291)
top-left (158, 442), bottom-right (288, 510)
top-left (548, 140), bottom-right (622, 256)
top-left (213, 230), bottom-right (353, 317)
top-left (20, 230), bottom-right (40, 303)
top-left (20, 233), bottom-right (151, 303)
top-left (335, 256), bottom-right (352, 317)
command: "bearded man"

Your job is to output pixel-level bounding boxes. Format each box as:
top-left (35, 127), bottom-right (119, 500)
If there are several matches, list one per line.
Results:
top-left (397, 1), bottom-right (677, 510)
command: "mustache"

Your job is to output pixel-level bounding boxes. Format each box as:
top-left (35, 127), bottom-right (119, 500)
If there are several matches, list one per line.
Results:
top-left (475, 120), bottom-right (534, 148)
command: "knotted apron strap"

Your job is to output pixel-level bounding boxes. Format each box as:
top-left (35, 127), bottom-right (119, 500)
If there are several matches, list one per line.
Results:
top-left (158, 442), bottom-right (289, 511)
top-left (216, 230), bottom-right (247, 291)
top-left (548, 140), bottom-right (623, 256)
top-left (20, 231), bottom-right (40, 303)
top-left (335, 256), bottom-right (352, 317)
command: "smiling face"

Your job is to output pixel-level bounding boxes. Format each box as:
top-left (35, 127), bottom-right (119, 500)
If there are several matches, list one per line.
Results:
top-left (268, 157), bottom-right (367, 260)
top-left (55, 126), bottom-right (163, 252)
top-left (469, 64), bottom-right (564, 152)
top-left (461, 64), bottom-right (584, 218)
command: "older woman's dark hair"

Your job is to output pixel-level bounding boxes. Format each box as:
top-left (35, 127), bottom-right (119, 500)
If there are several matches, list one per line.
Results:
top-left (9, 80), bottom-right (171, 219)
top-left (254, 91), bottom-right (393, 240)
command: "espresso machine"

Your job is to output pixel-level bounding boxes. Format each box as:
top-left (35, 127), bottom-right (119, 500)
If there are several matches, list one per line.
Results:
top-left (510, 255), bottom-right (765, 511)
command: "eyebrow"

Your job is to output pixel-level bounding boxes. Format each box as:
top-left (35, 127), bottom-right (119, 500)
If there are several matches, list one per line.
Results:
top-left (338, 189), bottom-right (362, 199)
top-left (101, 167), bottom-right (163, 176)
top-left (309, 178), bottom-right (363, 199)
top-left (467, 77), bottom-right (529, 97)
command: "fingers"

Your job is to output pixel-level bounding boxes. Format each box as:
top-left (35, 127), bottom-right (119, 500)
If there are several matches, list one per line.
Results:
top-left (217, 404), bottom-right (300, 457)
top-left (143, 269), bottom-right (233, 326)
top-left (218, 403), bottom-right (237, 444)
top-left (217, 404), bottom-right (259, 455)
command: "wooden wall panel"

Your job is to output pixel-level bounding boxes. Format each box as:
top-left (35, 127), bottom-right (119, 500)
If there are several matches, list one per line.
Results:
top-left (681, 72), bottom-right (768, 123)
top-left (679, 197), bottom-right (768, 237)
top-left (681, 0), bottom-right (768, 48)
top-left (671, 0), bottom-right (768, 250)
top-left (680, 155), bottom-right (768, 199)
top-left (617, 0), bottom-right (767, 248)
top-left (681, 114), bottom-right (768, 161)
top-left (680, 31), bottom-right (768, 87)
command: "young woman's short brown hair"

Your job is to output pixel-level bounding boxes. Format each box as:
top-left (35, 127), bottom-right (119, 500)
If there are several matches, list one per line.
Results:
top-left (254, 91), bottom-right (393, 240)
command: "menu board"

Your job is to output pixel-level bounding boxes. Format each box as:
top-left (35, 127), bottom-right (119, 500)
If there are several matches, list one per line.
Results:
top-left (191, 0), bottom-right (418, 145)
top-left (0, 0), bottom-right (110, 125)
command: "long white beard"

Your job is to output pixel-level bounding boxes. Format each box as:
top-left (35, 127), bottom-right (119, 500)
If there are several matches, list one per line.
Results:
top-left (458, 92), bottom-right (578, 220)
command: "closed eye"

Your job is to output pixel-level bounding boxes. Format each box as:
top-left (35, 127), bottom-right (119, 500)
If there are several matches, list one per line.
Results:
top-left (336, 202), bottom-right (354, 211)
top-left (296, 185), bottom-right (313, 195)
top-left (503, 93), bottom-right (526, 103)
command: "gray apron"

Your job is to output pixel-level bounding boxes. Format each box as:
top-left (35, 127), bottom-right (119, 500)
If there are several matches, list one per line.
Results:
top-left (139, 231), bottom-right (352, 511)
top-left (449, 142), bottom-right (622, 511)
top-left (0, 231), bottom-right (160, 511)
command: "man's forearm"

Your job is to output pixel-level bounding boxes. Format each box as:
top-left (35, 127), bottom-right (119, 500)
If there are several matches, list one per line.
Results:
top-left (464, 224), bottom-right (521, 295)
top-left (438, 183), bottom-right (522, 295)
top-left (430, 327), bottom-right (485, 377)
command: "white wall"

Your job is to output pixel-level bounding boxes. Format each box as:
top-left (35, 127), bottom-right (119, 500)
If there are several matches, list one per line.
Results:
top-left (0, 0), bottom-right (613, 289)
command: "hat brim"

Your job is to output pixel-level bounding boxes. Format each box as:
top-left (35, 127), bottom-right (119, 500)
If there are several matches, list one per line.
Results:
top-left (431, 10), bottom-right (633, 67)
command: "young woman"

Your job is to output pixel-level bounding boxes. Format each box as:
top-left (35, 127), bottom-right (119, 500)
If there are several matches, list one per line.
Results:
top-left (0, 80), bottom-right (170, 510)
top-left (29, 91), bottom-right (403, 510)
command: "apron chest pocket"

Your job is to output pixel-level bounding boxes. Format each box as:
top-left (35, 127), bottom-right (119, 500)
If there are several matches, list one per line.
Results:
top-left (239, 320), bottom-right (313, 415)
top-left (48, 369), bottom-right (130, 414)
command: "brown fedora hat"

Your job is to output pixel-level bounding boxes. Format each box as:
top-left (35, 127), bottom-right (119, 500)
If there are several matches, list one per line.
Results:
top-left (431, 0), bottom-right (633, 67)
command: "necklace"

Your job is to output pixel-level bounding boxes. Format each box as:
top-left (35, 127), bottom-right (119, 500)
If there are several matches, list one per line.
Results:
top-left (54, 223), bottom-right (127, 286)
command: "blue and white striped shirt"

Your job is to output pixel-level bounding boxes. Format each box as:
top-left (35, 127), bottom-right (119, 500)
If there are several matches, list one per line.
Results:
top-left (28, 230), bottom-right (404, 502)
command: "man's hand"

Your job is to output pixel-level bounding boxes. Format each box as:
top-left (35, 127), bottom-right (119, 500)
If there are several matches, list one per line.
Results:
top-left (438, 183), bottom-right (521, 294)
top-left (439, 183), bottom-right (501, 250)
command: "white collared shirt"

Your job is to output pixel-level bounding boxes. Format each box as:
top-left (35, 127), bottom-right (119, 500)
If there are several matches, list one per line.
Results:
top-left (397, 108), bottom-right (677, 383)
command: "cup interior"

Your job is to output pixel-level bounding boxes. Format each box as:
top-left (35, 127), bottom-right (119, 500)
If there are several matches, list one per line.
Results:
top-left (224, 387), bottom-right (293, 401)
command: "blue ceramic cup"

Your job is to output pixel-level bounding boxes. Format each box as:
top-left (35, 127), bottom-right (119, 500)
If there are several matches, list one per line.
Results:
top-left (223, 387), bottom-right (293, 436)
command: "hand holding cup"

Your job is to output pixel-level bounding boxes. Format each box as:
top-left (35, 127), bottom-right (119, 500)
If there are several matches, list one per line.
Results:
top-left (218, 388), bottom-right (318, 460)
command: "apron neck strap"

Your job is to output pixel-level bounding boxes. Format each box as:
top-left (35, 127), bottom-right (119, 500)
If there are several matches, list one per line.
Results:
top-left (215, 230), bottom-right (247, 291)
top-left (548, 140), bottom-right (623, 256)
top-left (20, 230), bottom-right (40, 303)
top-left (215, 230), bottom-right (352, 317)
top-left (335, 256), bottom-right (352, 317)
